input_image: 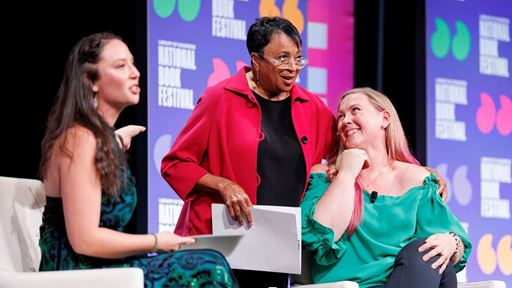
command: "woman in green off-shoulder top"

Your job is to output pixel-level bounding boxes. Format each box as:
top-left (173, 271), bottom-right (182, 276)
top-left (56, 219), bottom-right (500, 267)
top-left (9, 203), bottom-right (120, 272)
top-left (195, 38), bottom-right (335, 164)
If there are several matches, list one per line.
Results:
top-left (301, 88), bottom-right (471, 288)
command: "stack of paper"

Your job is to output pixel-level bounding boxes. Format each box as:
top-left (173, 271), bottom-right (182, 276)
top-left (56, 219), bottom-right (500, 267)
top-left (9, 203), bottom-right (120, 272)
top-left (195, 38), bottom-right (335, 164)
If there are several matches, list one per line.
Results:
top-left (182, 204), bottom-right (301, 274)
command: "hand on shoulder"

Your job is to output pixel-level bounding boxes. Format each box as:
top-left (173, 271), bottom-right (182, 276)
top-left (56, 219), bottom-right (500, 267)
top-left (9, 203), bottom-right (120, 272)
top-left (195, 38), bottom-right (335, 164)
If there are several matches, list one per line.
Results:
top-left (424, 166), bottom-right (449, 201)
top-left (310, 163), bottom-right (329, 174)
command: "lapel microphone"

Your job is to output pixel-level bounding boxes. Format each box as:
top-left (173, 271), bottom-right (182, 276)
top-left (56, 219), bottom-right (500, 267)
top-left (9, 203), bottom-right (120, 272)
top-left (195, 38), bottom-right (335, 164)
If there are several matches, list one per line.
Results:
top-left (370, 191), bottom-right (379, 204)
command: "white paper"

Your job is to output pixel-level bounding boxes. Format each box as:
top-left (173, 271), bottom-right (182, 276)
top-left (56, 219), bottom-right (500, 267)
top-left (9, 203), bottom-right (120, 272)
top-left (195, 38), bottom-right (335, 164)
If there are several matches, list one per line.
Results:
top-left (211, 203), bottom-right (301, 274)
top-left (181, 233), bottom-right (245, 254)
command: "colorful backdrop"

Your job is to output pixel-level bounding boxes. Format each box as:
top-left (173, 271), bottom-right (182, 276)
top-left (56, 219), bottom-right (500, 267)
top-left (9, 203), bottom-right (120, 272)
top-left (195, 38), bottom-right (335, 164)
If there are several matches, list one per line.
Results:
top-left (426, 0), bottom-right (511, 284)
top-left (146, 0), bottom-right (354, 238)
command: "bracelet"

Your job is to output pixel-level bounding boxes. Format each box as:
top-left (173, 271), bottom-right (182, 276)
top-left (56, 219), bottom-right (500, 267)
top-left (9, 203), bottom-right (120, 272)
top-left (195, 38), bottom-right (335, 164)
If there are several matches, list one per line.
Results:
top-left (151, 233), bottom-right (158, 252)
top-left (218, 180), bottom-right (231, 193)
top-left (448, 232), bottom-right (461, 258)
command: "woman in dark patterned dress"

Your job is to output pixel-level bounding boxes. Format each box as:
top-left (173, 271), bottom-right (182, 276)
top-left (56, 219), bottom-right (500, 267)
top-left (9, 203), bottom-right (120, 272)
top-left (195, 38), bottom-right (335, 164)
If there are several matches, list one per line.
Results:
top-left (38, 32), bottom-right (238, 288)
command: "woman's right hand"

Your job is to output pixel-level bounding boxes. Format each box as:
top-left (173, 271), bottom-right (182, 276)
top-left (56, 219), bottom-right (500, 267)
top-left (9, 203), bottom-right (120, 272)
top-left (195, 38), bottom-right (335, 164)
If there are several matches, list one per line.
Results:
top-left (115, 125), bottom-right (146, 151)
top-left (156, 232), bottom-right (196, 252)
top-left (338, 148), bottom-right (369, 179)
top-left (218, 180), bottom-right (253, 226)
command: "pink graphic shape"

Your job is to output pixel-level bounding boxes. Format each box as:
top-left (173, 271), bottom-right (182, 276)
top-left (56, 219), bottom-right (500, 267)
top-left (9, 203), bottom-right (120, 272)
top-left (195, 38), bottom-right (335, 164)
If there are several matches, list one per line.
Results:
top-left (308, 0), bottom-right (354, 113)
top-left (476, 92), bottom-right (496, 134)
top-left (496, 95), bottom-right (512, 136)
top-left (207, 58), bottom-right (231, 87)
top-left (235, 60), bottom-right (249, 71)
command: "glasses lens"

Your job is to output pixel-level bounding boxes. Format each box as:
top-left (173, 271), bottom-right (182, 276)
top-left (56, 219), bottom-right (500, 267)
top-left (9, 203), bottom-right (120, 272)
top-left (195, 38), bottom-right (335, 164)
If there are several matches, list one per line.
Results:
top-left (295, 57), bottom-right (308, 68)
top-left (260, 53), bottom-right (308, 68)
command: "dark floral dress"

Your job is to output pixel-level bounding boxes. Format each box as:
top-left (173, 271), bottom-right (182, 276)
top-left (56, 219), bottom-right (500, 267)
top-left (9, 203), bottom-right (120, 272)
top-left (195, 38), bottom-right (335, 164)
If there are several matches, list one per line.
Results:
top-left (39, 169), bottom-right (238, 288)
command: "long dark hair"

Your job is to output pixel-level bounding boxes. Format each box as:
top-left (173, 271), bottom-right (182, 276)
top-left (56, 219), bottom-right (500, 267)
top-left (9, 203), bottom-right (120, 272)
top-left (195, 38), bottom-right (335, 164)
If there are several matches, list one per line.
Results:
top-left (39, 32), bottom-right (126, 197)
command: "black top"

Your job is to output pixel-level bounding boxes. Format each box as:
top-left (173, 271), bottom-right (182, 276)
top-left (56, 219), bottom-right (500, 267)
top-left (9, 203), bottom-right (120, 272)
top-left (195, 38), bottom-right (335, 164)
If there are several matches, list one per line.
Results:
top-left (254, 91), bottom-right (306, 207)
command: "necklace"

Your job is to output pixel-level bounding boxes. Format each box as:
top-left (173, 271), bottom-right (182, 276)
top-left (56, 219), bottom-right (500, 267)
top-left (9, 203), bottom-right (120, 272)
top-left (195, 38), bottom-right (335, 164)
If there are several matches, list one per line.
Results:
top-left (246, 70), bottom-right (290, 101)
top-left (358, 165), bottom-right (389, 192)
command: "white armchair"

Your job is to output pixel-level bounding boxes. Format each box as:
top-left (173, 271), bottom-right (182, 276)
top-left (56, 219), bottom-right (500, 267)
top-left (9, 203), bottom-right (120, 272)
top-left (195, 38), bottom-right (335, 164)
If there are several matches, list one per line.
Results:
top-left (291, 247), bottom-right (507, 288)
top-left (0, 176), bottom-right (144, 288)
top-left (290, 248), bottom-right (359, 288)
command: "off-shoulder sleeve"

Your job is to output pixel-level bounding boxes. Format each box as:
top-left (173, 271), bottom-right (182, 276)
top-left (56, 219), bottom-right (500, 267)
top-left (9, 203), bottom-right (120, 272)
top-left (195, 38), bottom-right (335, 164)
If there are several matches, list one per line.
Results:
top-left (415, 174), bottom-right (472, 272)
top-left (300, 173), bottom-right (348, 266)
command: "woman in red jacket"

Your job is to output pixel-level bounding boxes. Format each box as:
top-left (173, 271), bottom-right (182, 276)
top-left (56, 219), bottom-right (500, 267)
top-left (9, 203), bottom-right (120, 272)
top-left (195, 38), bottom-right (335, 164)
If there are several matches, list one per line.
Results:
top-left (161, 16), bottom-right (337, 287)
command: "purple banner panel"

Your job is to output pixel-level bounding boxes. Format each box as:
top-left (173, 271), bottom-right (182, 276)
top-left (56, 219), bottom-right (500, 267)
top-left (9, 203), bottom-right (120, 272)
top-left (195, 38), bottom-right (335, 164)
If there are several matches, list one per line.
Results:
top-left (426, 0), bottom-right (511, 284)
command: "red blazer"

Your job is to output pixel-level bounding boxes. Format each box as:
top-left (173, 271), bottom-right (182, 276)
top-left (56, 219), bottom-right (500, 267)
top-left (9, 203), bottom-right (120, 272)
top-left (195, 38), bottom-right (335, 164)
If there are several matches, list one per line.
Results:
top-left (161, 67), bottom-right (337, 235)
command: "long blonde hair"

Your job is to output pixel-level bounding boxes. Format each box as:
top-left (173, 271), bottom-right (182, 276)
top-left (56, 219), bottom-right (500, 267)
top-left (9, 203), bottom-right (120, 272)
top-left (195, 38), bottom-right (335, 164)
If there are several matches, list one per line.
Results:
top-left (334, 87), bottom-right (419, 235)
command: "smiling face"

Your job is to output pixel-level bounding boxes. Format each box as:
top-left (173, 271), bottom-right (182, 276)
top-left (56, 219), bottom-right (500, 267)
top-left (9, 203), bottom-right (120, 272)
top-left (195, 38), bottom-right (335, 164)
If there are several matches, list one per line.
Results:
top-left (337, 92), bottom-right (390, 149)
top-left (252, 32), bottom-right (303, 98)
top-left (93, 39), bottom-right (140, 110)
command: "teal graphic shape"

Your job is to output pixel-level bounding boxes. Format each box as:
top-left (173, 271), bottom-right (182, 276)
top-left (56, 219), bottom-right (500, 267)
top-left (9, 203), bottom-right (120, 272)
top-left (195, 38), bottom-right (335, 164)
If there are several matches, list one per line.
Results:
top-left (431, 18), bottom-right (451, 59)
top-left (452, 20), bottom-right (471, 61)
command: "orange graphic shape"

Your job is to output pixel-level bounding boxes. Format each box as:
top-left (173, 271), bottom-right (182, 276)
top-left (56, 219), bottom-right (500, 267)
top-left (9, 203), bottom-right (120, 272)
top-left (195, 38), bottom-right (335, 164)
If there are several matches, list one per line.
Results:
top-left (259, 0), bottom-right (281, 17)
top-left (282, 0), bottom-right (304, 33)
top-left (497, 235), bottom-right (512, 275)
top-left (478, 234), bottom-right (498, 274)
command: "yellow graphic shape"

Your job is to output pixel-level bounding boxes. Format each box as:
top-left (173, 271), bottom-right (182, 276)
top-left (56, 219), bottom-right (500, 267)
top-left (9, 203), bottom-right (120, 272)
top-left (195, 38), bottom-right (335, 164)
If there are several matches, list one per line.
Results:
top-left (259, 0), bottom-right (304, 34)
top-left (282, 0), bottom-right (304, 33)
top-left (497, 235), bottom-right (512, 275)
top-left (260, 0), bottom-right (281, 17)
top-left (478, 234), bottom-right (498, 274)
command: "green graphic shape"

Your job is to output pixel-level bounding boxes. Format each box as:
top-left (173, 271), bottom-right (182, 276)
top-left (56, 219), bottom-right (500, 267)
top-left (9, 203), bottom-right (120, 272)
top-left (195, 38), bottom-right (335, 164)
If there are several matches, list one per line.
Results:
top-left (153, 0), bottom-right (176, 18)
top-left (178, 0), bottom-right (201, 22)
top-left (452, 20), bottom-right (471, 61)
top-left (431, 18), bottom-right (451, 59)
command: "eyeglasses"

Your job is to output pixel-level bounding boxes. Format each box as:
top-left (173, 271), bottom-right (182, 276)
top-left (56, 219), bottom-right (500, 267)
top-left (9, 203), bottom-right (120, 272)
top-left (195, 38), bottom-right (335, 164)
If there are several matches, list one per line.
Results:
top-left (258, 53), bottom-right (309, 69)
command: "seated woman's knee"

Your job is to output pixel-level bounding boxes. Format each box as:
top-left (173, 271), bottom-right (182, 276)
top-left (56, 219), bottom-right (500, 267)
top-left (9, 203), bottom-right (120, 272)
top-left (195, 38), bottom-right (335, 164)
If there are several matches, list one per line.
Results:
top-left (397, 238), bottom-right (433, 265)
top-left (400, 238), bottom-right (426, 255)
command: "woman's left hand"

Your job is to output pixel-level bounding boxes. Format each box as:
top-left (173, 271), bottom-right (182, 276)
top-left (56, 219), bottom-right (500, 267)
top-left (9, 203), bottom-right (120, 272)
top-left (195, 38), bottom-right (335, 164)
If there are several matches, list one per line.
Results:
top-left (326, 164), bottom-right (338, 181)
top-left (115, 125), bottom-right (146, 151)
top-left (418, 233), bottom-right (457, 274)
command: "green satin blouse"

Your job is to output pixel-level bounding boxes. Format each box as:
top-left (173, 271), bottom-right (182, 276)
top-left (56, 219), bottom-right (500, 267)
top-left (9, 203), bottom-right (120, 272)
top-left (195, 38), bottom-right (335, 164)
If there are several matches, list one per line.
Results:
top-left (300, 173), bottom-right (471, 288)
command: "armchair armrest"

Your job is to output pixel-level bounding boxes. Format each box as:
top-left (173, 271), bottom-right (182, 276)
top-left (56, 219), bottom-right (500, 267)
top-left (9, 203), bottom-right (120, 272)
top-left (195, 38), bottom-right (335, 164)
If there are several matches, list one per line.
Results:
top-left (0, 268), bottom-right (144, 288)
top-left (292, 280), bottom-right (508, 288)
top-left (459, 281), bottom-right (507, 288)
top-left (292, 281), bottom-right (359, 288)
